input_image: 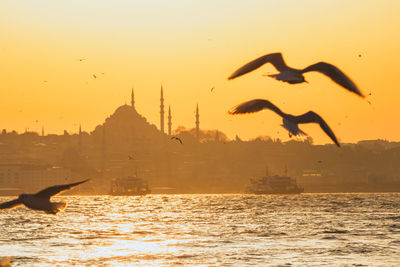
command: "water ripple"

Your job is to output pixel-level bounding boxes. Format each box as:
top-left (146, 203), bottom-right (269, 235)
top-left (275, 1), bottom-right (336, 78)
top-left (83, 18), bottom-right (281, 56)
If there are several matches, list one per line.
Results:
top-left (0, 193), bottom-right (399, 266)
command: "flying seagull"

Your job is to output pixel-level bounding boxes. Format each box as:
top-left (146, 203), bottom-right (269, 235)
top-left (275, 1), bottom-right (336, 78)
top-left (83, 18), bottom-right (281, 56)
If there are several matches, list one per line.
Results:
top-left (228, 99), bottom-right (340, 147)
top-left (228, 52), bottom-right (364, 97)
top-left (0, 179), bottom-right (89, 214)
top-left (171, 136), bottom-right (183, 144)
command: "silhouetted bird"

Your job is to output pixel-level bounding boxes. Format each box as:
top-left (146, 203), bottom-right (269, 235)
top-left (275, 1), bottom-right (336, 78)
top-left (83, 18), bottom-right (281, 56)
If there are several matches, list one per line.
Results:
top-left (211, 87), bottom-right (214, 92)
top-left (228, 52), bottom-right (364, 97)
top-left (171, 136), bottom-right (183, 144)
top-left (128, 155), bottom-right (134, 160)
top-left (0, 179), bottom-right (89, 214)
top-left (92, 74), bottom-right (97, 79)
top-left (78, 58), bottom-right (87, 61)
top-left (229, 99), bottom-right (340, 147)
top-left (317, 160), bottom-right (323, 163)
top-left (358, 54), bottom-right (362, 58)
top-left (368, 92), bottom-right (372, 96)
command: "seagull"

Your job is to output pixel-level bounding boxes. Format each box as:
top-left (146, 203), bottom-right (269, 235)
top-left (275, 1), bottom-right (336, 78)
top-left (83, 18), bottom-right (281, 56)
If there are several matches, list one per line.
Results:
top-left (228, 52), bottom-right (364, 97)
top-left (228, 99), bottom-right (340, 147)
top-left (171, 136), bottom-right (183, 144)
top-left (0, 179), bottom-right (89, 214)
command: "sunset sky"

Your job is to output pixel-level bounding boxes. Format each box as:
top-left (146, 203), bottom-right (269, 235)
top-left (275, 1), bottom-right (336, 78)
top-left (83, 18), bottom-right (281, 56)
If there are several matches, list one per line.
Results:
top-left (1, 0), bottom-right (400, 145)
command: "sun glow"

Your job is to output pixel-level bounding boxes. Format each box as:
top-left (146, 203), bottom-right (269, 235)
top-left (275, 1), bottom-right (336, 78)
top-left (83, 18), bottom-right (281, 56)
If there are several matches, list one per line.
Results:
top-left (1, 1), bottom-right (400, 144)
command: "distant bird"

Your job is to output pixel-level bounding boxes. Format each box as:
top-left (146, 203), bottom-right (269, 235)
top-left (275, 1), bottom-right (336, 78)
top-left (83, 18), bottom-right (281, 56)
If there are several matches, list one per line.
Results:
top-left (0, 179), bottom-right (89, 214)
top-left (358, 54), bottom-right (362, 58)
top-left (368, 92), bottom-right (372, 96)
top-left (171, 136), bottom-right (183, 144)
top-left (317, 160), bottom-right (323, 163)
top-left (228, 52), bottom-right (364, 97)
top-left (128, 155), bottom-right (134, 160)
top-left (43, 80), bottom-right (47, 83)
top-left (367, 100), bottom-right (372, 105)
top-left (211, 87), bottom-right (214, 92)
top-left (229, 99), bottom-right (340, 147)
top-left (92, 74), bottom-right (97, 79)
top-left (78, 58), bottom-right (87, 61)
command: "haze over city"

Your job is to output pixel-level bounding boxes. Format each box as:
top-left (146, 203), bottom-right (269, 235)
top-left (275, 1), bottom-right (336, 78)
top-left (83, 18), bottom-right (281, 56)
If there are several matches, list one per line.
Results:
top-left (2, 1), bottom-right (400, 144)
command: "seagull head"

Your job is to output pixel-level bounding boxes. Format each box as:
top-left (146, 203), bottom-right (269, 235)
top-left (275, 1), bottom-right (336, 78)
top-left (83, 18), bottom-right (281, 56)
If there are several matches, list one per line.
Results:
top-left (299, 75), bottom-right (308, 83)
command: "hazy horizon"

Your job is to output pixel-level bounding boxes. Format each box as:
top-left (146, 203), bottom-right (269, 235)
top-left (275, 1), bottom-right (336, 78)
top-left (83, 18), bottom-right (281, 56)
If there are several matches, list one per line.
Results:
top-left (1, 1), bottom-right (400, 145)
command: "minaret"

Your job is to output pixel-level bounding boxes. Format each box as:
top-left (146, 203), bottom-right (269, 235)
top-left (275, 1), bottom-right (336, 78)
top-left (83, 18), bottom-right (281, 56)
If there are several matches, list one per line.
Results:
top-left (160, 85), bottom-right (165, 133)
top-left (131, 88), bottom-right (135, 109)
top-left (195, 103), bottom-right (200, 141)
top-left (168, 105), bottom-right (172, 136)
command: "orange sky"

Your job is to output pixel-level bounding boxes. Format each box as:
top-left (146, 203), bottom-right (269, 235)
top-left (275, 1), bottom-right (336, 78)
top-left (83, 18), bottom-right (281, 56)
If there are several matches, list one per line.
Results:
top-left (1, 0), bottom-right (400, 144)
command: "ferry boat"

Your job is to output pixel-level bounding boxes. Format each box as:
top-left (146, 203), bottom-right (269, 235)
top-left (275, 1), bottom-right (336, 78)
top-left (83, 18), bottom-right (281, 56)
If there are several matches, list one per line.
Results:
top-left (110, 176), bottom-right (151, 196)
top-left (245, 171), bottom-right (304, 194)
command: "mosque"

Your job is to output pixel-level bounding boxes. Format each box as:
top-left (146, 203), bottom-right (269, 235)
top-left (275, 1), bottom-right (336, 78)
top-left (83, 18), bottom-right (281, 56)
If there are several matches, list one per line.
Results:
top-left (82, 86), bottom-right (202, 186)
top-left (90, 86), bottom-right (200, 141)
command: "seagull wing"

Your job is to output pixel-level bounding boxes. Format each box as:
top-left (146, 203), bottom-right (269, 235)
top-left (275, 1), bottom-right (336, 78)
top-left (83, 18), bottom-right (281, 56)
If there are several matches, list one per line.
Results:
top-left (228, 99), bottom-right (285, 117)
top-left (302, 62), bottom-right (364, 97)
top-left (228, 53), bottom-right (288, 80)
top-left (0, 198), bottom-right (22, 210)
top-left (294, 111), bottom-right (340, 147)
top-left (34, 179), bottom-right (90, 199)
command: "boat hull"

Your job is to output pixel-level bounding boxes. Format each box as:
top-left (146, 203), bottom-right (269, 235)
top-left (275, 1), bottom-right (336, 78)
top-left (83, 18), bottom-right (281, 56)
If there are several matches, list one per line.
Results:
top-left (246, 188), bottom-right (304, 194)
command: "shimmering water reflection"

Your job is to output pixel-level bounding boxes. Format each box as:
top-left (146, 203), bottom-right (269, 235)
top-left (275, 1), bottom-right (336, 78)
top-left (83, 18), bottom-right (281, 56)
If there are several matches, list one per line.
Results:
top-left (1, 193), bottom-right (399, 266)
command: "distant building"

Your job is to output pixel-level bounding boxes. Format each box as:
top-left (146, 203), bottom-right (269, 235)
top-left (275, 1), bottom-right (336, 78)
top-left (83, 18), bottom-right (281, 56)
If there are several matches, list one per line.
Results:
top-left (0, 164), bottom-right (77, 193)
